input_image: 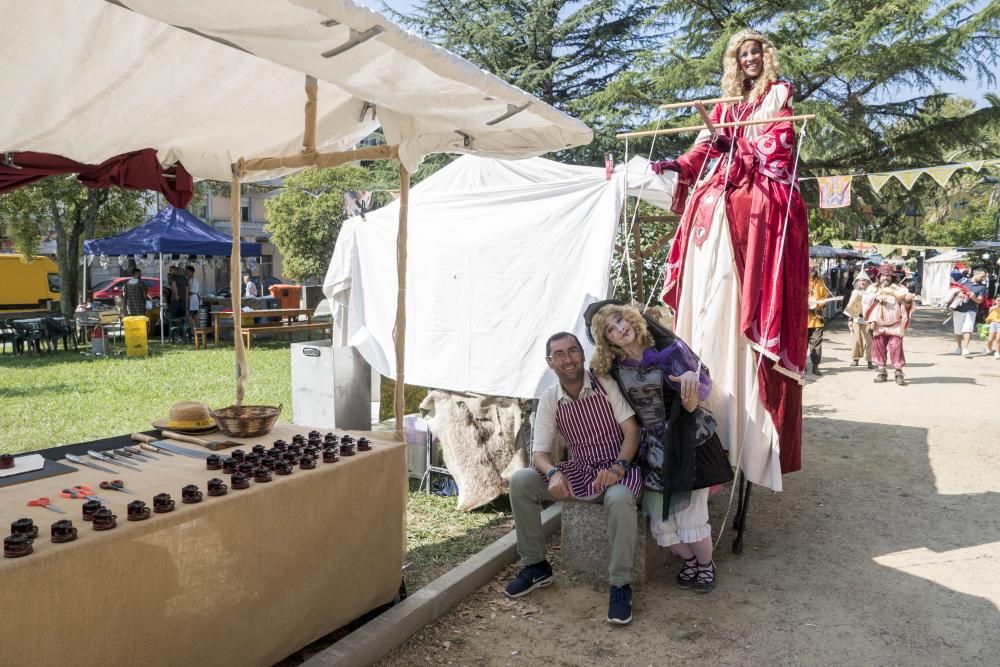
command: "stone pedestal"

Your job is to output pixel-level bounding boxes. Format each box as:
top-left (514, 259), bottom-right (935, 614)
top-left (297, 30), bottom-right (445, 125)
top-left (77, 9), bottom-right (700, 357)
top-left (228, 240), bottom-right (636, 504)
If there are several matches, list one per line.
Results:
top-left (561, 501), bottom-right (669, 584)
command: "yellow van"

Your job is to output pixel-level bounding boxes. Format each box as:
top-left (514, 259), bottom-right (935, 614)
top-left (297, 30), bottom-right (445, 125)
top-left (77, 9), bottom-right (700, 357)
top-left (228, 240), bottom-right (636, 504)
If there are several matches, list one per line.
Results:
top-left (0, 254), bottom-right (60, 312)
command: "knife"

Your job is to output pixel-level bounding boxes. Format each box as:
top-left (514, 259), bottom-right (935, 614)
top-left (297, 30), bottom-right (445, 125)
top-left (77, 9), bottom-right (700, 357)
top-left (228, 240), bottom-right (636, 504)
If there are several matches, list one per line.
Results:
top-left (114, 448), bottom-right (154, 463)
top-left (123, 446), bottom-right (161, 459)
top-left (130, 434), bottom-right (205, 459)
top-left (88, 450), bottom-right (141, 470)
top-left (129, 435), bottom-right (174, 456)
top-left (65, 453), bottom-right (116, 474)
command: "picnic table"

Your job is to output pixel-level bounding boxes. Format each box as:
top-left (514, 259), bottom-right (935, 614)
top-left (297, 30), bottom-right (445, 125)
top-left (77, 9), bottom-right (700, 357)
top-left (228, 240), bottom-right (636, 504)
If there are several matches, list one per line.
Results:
top-left (212, 308), bottom-right (319, 349)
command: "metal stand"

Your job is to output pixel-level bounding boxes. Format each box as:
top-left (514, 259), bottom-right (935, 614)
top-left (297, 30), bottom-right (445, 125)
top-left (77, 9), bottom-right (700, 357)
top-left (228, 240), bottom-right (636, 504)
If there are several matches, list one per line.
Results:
top-left (731, 471), bottom-right (753, 554)
top-left (419, 428), bottom-right (453, 494)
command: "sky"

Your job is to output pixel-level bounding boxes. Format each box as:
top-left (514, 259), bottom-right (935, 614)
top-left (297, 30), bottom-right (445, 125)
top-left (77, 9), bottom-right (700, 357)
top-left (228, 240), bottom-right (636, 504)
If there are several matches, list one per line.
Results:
top-left (364, 0), bottom-right (996, 107)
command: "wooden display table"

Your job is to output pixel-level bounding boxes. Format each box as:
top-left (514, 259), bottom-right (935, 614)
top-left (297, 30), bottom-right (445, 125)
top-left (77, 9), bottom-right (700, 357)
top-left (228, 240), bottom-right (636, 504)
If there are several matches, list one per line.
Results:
top-left (0, 424), bottom-right (405, 667)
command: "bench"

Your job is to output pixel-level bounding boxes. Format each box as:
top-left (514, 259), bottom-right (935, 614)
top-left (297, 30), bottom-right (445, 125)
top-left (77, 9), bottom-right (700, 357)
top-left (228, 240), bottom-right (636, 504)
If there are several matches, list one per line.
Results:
top-left (193, 327), bottom-right (214, 349)
top-left (241, 321), bottom-right (332, 350)
top-left (560, 502), bottom-right (670, 584)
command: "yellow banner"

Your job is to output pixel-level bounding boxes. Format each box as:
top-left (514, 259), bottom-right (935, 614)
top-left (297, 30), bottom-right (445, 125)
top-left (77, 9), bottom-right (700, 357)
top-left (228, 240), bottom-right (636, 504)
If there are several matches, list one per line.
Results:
top-left (868, 173), bottom-right (893, 194)
top-left (925, 165), bottom-right (961, 187)
top-left (893, 169), bottom-right (923, 190)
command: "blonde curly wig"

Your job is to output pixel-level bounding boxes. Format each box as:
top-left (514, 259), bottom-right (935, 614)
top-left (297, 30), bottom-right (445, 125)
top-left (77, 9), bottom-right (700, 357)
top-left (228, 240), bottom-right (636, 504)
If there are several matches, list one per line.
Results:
top-left (721, 29), bottom-right (781, 103)
top-left (589, 304), bottom-right (653, 376)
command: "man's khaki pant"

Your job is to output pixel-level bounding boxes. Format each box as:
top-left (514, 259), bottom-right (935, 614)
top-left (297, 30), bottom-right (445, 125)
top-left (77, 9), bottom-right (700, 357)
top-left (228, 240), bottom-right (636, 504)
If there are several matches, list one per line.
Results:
top-left (851, 321), bottom-right (872, 361)
top-left (509, 467), bottom-right (637, 586)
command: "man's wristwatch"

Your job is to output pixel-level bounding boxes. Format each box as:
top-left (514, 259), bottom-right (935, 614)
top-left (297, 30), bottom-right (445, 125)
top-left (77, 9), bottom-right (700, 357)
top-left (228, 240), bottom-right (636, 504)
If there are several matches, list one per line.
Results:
top-left (545, 467), bottom-right (560, 480)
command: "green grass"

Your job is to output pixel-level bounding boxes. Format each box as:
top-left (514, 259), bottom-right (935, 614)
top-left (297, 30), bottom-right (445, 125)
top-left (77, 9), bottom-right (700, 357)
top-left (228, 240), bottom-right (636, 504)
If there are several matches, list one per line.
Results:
top-left (404, 484), bottom-right (512, 589)
top-left (0, 341), bottom-right (293, 453)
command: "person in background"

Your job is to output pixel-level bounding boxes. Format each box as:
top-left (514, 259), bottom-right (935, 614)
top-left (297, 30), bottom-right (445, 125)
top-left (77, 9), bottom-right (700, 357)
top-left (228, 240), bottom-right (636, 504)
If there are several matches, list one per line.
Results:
top-left (186, 265), bottom-right (200, 331)
top-left (985, 300), bottom-right (1000, 360)
top-left (953, 269), bottom-right (986, 357)
top-left (122, 268), bottom-right (147, 317)
top-left (807, 263), bottom-right (833, 376)
top-left (843, 272), bottom-right (874, 368)
top-left (169, 264), bottom-right (189, 324)
top-left (243, 274), bottom-right (258, 299)
top-left (863, 265), bottom-right (915, 385)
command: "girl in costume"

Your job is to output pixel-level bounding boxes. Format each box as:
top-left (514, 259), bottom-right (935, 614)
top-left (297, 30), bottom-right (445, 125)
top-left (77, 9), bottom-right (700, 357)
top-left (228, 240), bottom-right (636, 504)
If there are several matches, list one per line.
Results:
top-left (587, 301), bottom-right (727, 593)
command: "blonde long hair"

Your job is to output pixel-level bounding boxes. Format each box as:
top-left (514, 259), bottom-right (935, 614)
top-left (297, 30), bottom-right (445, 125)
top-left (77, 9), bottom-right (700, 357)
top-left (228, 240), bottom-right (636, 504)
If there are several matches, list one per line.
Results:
top-left (720, 29), bottom-right (781, 103)
top-left (589, 305), bottom-right (653, 376)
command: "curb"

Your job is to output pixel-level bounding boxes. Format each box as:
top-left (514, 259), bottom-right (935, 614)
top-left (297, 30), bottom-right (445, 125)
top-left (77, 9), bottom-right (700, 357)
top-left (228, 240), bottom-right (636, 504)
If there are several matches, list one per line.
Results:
top-left (303, 504), bottom-right (562, 667)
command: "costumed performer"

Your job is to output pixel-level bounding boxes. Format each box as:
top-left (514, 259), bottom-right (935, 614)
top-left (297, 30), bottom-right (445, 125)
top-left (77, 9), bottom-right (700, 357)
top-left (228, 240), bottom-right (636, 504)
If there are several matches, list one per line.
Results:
top-left (843, 271), bottom-right (874, 368)
top-left (587, 302), bottom-right (730, 593)
top-left (806, 262), bottom-right (833, 376)
top-left (862, 264), bottom-right (915, 385)
top-left (651, 29), bottom-right (809, 490)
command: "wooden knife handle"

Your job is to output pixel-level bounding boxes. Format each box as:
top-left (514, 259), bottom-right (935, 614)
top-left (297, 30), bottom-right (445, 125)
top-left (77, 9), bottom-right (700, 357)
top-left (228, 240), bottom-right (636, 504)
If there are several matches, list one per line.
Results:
top-left (138, 442), bottom-right (165, 454)
top-left (161, 430), bottom-right (210, 446)
top-left (131, 433), bottom-right (156, 444)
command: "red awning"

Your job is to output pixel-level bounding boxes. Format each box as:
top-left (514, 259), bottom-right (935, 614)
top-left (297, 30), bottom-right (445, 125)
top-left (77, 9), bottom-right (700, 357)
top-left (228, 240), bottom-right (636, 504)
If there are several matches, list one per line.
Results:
top-left (0, 149), bottom-right (193, 208)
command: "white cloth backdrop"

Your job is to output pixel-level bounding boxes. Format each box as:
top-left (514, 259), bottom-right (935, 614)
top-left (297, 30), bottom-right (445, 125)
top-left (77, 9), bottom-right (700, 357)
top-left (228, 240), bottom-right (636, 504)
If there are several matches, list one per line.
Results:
top-left (324, 155), bottom-right (676, 399)
top-left (921, 249), bottom-right (966, 306)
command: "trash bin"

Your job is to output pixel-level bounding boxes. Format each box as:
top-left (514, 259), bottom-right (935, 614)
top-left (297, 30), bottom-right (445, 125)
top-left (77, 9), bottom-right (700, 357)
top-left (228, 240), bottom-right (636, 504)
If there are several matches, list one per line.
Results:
top-left (123, 315), bottom-right (149, 357)
top-left (268, 284), bottom-right (302, 310)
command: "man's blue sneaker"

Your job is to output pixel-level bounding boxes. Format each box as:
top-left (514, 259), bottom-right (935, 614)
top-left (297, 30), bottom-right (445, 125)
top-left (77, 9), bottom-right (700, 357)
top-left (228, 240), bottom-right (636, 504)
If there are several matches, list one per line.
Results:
top-left (607, 584), bottom-right (633, 625)
top-left (504, 560), bottom-right (554, 598)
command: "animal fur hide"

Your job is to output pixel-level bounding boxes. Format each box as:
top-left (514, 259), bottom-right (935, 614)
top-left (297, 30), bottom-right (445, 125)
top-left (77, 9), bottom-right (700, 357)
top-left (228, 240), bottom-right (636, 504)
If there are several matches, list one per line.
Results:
top-left (419, 390), bottom-right (526, 511)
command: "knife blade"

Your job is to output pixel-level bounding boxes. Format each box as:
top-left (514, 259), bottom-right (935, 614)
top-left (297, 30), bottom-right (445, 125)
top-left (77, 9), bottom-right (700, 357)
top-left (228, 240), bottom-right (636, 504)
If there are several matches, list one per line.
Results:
top-left (87, 450), bottom-right (141, 470)
top-left (123, 446), bottom-right (160, 459)
top-left (145, 440), bottom-right (207, 460)
top-left (114, 448), bottom-right (154, 462)
top-left (65, 453), bottom-right (116, 474)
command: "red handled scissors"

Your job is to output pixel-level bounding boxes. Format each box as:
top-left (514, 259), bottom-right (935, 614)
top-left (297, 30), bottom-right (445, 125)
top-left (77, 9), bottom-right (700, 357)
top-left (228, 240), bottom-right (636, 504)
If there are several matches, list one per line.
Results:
top-left (27, 497), bottom-right (66, 514)
top-left (60, 485), bottom-right (108, 503)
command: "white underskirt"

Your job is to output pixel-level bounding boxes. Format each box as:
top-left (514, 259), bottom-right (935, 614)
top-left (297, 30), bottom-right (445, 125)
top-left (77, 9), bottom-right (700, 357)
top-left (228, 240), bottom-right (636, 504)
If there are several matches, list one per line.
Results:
top-left (673, 194), bottom-right (783, 492)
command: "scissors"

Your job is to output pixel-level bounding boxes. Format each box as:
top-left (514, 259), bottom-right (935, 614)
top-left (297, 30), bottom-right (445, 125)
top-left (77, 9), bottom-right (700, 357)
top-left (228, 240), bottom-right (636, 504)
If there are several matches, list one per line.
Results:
top-left (27, 497), bottom-right (66, 514)
top-left (99, 479), bottom-right (138, 495)
top-left (60, 485), bottom-right (109, 503)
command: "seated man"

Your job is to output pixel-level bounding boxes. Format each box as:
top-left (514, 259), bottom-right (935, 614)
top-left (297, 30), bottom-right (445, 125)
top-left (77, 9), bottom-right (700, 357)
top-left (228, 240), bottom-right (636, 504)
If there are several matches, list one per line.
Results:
top-left (506, 331), bottom-right (642, 625)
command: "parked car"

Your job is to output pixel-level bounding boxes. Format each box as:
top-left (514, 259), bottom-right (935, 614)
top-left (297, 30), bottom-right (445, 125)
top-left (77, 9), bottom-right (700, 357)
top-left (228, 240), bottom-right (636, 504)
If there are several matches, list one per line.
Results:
top-left (90, 277), bottom-right (163, 302)
top-left (215, 276), bottom-right (284, 299)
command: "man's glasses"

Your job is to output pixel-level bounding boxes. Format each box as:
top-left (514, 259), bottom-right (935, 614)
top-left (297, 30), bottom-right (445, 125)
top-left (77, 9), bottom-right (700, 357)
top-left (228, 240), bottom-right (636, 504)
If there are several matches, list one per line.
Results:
top-left (547, 347), bottom-right (582, 362)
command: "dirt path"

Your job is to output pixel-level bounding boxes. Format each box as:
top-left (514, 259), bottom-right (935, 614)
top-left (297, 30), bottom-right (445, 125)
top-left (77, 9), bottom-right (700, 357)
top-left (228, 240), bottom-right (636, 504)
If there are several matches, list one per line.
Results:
top-left (378, 307), bottom-right (999, 666)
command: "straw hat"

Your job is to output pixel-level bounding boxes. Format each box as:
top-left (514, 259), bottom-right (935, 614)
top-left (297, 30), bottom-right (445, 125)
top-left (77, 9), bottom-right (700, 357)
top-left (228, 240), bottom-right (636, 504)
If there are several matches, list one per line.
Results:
top-left (152, 401), bottom-right (218, 433)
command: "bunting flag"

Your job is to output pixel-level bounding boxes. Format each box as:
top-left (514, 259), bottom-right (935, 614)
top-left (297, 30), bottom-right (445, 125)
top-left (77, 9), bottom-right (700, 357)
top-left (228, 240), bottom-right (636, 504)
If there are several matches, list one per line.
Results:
top-left (925, 164), bottom-right (962, 187)
top-left (868, 173), bottom-right (893, 194)
top-left (818, 175), bottom-right (853, 208)
top-left (893, 169), bottom-right (923, 190)
top-left (967, 160), bottom-right (985, 172)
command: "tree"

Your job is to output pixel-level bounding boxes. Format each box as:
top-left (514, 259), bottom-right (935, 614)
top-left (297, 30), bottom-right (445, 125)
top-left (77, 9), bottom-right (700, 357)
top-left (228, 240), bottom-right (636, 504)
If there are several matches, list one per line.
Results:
top-left (395, 0), bottom-right (667, 164)
top-left (0, 180), bottom-right (151, 317)
top-left (264, 166), bottom-right (369, 281)
top-left (635, 0), bottom-right (1000, 173)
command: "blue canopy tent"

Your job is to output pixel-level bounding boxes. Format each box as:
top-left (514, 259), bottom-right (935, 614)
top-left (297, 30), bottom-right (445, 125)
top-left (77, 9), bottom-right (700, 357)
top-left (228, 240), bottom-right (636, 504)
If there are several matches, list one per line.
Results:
top-left (84, 206), bottom-right (262, 342)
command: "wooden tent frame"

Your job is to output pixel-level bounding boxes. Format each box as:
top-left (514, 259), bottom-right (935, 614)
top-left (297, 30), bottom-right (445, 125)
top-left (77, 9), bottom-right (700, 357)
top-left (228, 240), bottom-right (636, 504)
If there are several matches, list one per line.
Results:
top-left (229, 76), bottom-right (411, 439)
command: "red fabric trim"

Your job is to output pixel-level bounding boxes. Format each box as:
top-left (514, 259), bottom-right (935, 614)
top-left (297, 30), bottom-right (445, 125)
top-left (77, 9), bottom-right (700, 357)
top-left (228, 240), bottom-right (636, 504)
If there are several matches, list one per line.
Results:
top-left (0, 150), bottom-right (193, 208)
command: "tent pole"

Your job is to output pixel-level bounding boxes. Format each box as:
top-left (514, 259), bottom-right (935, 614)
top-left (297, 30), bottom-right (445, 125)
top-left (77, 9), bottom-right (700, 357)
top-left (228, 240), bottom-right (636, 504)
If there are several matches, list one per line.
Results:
top-left (231, 163), bottom-right (248, 405)
top-left (393, 164), bottom-right (410, 441)
top-left (159, 253), bottom-right (164, 344)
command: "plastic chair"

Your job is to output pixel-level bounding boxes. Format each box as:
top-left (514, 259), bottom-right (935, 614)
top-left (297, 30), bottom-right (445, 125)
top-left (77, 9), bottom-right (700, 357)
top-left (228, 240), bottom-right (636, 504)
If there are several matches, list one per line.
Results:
top-left (40, 316), bottom-right (77, 351)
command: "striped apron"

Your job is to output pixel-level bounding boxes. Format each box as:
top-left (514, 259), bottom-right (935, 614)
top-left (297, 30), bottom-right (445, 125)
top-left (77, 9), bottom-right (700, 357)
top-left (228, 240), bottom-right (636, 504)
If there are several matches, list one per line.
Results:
top-left (553, 373), bottom-right (643, 499)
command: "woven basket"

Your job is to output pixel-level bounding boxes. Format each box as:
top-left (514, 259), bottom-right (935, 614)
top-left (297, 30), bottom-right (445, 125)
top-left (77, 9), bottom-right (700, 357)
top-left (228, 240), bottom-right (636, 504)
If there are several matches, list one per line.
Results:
top-left (210, 403), bottom-right (282, 438)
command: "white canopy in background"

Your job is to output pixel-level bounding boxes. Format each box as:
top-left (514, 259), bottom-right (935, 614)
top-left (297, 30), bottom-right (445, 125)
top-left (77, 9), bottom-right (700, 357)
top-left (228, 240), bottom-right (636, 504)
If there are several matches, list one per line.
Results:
top-left (324, 155), bottom-right (677, 399)
top-left (0, 0), bottom-right (591, 179)
top-left (922, 249), bottom-right (966, 306)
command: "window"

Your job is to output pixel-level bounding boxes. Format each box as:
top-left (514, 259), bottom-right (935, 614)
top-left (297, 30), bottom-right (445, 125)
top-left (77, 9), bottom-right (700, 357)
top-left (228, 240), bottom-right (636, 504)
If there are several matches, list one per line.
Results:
top-left (47, 273), bottom-right (60, 293)
top-left (241, 197), bottom-right (250, 223)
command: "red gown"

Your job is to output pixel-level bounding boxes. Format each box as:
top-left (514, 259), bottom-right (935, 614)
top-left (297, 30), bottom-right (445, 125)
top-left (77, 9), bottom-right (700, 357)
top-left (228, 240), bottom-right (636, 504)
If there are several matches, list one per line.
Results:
top-left (661, 80), bottom-right (808, 479)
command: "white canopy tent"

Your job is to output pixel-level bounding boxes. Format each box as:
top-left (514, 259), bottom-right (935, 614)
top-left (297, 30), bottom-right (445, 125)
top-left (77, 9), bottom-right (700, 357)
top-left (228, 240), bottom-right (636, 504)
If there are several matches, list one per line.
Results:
top-left (323, 155), bottom-right (677, 399)
top-left (922, 249), bottom-right (967, 306)
top-left (1, 0), bottom-right (591, 431)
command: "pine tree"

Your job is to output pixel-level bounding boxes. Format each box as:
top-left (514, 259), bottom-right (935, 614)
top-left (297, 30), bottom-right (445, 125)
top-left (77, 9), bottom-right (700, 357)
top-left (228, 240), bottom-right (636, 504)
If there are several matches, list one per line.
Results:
top-left (395, 0), bottom-right (667, 163)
